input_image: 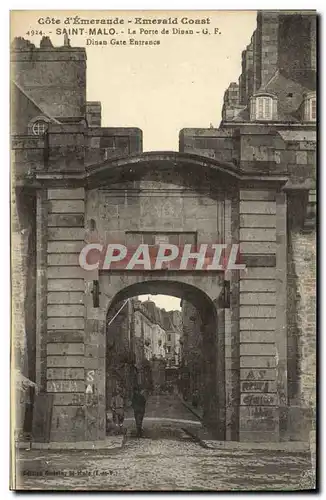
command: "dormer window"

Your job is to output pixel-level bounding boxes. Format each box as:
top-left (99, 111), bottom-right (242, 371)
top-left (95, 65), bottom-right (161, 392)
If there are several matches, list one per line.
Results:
top-left (257, 96), bottom-right (272, 119)
top-left (250, 93), bottom-right (277, 121)
top-left (303, 92), bottom-right (316, 122)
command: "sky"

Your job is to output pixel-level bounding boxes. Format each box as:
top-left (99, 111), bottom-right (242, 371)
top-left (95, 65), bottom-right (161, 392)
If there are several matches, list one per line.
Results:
top-left (138, 294), bottom-right (181, 311)
top-left (11, 10), bottom-right (257, 311)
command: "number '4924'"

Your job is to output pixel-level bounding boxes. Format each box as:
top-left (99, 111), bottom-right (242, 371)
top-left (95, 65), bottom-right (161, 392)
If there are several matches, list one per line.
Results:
top-left (26, 30), bottom-right (44, 36)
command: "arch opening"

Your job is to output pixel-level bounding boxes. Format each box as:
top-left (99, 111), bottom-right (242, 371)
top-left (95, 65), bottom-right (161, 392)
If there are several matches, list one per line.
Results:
top-left (104, 279), bottom-right (225, 440)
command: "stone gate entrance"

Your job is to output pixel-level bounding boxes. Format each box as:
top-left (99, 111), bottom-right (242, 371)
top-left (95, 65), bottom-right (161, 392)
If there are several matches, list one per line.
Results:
top-left (33, 152), bottom-right (291, 443)
top-left (11, 21), bottom-right (316, 447)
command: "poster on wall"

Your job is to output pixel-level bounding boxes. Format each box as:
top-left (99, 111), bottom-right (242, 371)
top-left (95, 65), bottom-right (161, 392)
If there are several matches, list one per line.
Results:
top-left (10, 9), bottom-right (317, 492)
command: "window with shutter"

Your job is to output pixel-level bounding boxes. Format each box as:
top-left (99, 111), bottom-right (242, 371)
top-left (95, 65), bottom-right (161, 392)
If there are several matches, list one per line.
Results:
top-left (256, 96), bottom-right (273, 120)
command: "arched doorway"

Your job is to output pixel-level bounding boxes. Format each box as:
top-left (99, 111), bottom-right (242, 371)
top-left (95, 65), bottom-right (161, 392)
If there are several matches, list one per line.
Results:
top-left (103, 278), bottom-right (225, 440)
top-left (82, 151), bottom-right (234, 442)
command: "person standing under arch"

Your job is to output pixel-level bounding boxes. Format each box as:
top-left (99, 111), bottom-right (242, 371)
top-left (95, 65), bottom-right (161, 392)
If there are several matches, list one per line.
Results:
top-left (131, 386), bottom-right (147, 438)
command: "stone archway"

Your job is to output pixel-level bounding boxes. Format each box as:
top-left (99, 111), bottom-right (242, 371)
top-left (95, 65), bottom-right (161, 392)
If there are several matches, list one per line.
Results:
top-left (101, 276), bottom-right (225, 440)
top-left (39, 149), bottom-right (288, 443)
top-left (80, 153), bottom-right (233, 442)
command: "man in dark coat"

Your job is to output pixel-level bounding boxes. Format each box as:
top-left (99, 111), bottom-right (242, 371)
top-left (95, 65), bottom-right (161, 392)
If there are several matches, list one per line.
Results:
top-left (111, 388), bottom-right (125, 434)
top-left (131, 386), bottom-right (146, 437)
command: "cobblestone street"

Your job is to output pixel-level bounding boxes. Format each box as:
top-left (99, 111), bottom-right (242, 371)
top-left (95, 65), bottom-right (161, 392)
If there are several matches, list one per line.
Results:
top-left (15, 395), bottom-right (314, 491)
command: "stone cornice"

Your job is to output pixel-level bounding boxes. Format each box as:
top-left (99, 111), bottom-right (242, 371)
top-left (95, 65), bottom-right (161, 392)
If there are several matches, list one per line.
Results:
top-left (28, 151), bottom-right (288, 189)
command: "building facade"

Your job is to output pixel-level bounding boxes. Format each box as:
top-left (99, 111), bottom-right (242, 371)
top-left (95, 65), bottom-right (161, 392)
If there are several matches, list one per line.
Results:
top-left (180, 10), bottom-right (316, 440)
top-left (12, 10), bottom-right (316, 443)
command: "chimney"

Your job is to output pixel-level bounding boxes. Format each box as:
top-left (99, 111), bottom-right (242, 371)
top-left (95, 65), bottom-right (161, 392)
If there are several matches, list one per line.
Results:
top-left (86, 101), bottom-right (102, 127)
top-left (64, 34), bottom-right (71, 47)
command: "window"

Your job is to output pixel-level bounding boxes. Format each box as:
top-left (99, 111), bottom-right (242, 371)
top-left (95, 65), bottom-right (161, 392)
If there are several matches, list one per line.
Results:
top-left (167, 334), bottom-right (171, 342)
top-left (250, 94), bottom-right (277, 121)
top-left (257, 96), bottom-right (272, 120)
top-left (303, 93), bottom-right (316, 122)
top-left (32, 120), bottom-right (48, 136)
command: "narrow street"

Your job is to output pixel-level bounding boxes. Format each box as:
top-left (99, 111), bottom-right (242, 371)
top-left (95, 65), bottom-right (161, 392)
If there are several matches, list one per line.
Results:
top-left (123, 393), bottom-right (200, 438)
top-left (15, 394), bottom-right (314, 491)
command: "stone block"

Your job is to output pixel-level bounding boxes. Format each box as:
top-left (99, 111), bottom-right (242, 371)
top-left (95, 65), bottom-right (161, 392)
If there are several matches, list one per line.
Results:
top-left (240, 318), bottom-right (275, 331)
top-left (48, 214), bottom-right (85, 227)
top-left (47, 254), bottom-right (80, 266)
top-left (241, 267), bottom-right (276, 279)
top-left (48, 228), bottom-right (85, 241)
top-left (239, 228), bottom-right (276, 241)
top-left (240, 368), bottom-right (276, 381)
top-left (47, 317), bottom-right (84, 330)
top-left (240, 201), bottom-right (276, 215)
top-left (240, 343), bottom-right (275, 356)
top-left (52, 393), bottom-right (85, 406)
top-left (47, 368), bottom-right (84, 380)
top-left (240, 356), bottom-right (276, 368)
top-left (47, 266), bottom-right (84, 279)
top-left (240, 214), bottom-right (276, 228)
top-left (240, 331), bottom-right (275, 343)
top-left (47, 356), bottom-right (85, 368)
top-left (49, 200), bottom-right (85, 214)
top-left (48, 279), bottom-right (85, 292)
top-left (48, 241), bottom-right (84, 253)
top-left (47, 380), bottom-right (85, 392)
top-left (47, 343), bottom-right (85, 356)
top-left (240, 393), bottom-right (278, 406)
top-left (240, 292), bottom-right (276, 305)
top-left (240, 380), bottom-right (277, 393)
top-left (47, 330), bottom-right (84, 343)
top-left (239, 190), bottom-right (276, 201)
top-left (242, 254), bottom-right (276, 267)
top-left (240, 242), bottom-right (277, 254)
top-left (239, 305), bottom-right (276, 318)
top-left (47, 304), bottom-right (84, 317)
top-left (47, 292), bottom-right (84, 304)
top-left (240, 280), bottom-right (276, 292)
top-left (48, 188), bottom-right (85, 200)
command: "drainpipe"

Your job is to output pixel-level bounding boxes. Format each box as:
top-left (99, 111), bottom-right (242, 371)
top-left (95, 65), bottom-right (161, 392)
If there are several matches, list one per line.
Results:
top-left (107, 298), bottom-right (130, 326)
top-left (129, 300), bottom-right (135, 359)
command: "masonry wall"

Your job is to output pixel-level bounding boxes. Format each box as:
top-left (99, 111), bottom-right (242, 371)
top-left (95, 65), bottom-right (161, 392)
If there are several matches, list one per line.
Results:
top-left (12, 189), bottom-right (36, 380)
top-left (179, 127), bottom-right (304, 441)
top-left (286, 193), bottom-right (316, 439)
top-left (11, 43), bottom-right (86, 118)
top-left (238, 189), bottom-right (280, 441)
top-left (179, 128), bottom-right (240, 166)
top-left (12, 188), bottom-right (36, 434)
top-left (42, 187), bottom-right (86, 441)
top-left (85, 173), bottom-right (222, 246)
top-left (290, 231), bottom-right (316, 408)
top-left (278, 14), bottom-right (316, 83)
